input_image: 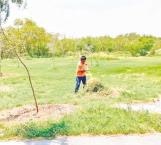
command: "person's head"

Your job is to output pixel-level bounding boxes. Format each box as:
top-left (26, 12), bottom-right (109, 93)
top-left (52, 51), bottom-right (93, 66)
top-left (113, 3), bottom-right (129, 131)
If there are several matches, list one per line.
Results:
top-left (80, 55), bottom-right (86, 64)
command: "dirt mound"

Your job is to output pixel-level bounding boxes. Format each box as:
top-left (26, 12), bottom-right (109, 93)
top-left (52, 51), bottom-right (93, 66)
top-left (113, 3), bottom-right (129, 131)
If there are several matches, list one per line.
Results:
top-left (0, 104), bottom-right (76, 123)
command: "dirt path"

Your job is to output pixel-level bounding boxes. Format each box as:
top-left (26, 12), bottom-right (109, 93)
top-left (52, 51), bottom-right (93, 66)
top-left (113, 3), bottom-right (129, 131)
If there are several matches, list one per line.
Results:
top-left (116, 97), bottom-right (161, 114)
top-left (0, 133), bottom-right (161, 145)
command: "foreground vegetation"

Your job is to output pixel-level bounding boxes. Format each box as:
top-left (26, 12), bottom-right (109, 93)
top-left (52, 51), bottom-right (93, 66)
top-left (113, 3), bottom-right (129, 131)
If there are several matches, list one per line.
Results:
top-left (3, 103), bottom-right (161, 139)
top-left (1, 56), bottom-right (161, 139)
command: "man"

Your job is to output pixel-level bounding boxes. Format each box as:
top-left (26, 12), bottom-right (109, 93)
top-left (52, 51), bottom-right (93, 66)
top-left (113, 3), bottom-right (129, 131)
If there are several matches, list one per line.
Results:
top-left (75, 56), bottom-right (88, 93)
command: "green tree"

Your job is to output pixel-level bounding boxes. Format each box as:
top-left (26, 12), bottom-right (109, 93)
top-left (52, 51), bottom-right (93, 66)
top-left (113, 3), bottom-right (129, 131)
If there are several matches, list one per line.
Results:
top-left (150, 38), bottom-right (161, 55)
top-left (0, 0), bottom-right (24, 75)
top-left (1, 19), bottom-right (52, 57)
top-left (21, 19), bottom-right (51, 57)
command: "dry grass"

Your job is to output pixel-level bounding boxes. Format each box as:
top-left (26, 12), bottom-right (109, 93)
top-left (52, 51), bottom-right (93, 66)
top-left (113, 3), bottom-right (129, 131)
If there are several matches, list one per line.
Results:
top-left (86, 78), bottom-right (104, 92)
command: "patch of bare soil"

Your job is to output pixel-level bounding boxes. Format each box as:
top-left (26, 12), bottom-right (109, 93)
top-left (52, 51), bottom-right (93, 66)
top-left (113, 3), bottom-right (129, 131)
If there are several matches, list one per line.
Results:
top-left (116, 96), bottom-right (161, 114)
top-left (0, 104), bottom-right (76, 123)
top-left (111, 88), bottom-right (123, 98)
top-left (0, 85), bottom-right (12, 92)
top-left (0, 73), bottom-right (16, 78)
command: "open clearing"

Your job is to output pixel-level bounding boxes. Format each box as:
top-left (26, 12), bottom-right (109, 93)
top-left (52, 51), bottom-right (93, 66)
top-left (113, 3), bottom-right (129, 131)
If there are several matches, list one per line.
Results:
top-left (1, 56), bottom-right (161, 139)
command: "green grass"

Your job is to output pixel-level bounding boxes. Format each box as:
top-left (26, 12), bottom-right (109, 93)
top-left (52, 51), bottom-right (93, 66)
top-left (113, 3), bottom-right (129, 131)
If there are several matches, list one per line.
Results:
top-left (1, 56), bottom-right (161, 139)
top-left (62, 103), bottom-right (161, 135)
top-left (3, 103), bottom-right (161, 139)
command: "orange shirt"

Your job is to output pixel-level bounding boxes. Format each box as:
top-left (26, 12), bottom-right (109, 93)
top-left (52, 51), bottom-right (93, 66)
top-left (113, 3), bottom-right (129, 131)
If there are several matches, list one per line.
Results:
top-left (76, 61), bottom-right (87, 77)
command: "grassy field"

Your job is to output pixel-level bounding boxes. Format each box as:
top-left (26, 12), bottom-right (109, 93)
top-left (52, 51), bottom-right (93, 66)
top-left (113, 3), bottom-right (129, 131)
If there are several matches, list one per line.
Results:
top-left (1, 56), bottom-right (161, 139)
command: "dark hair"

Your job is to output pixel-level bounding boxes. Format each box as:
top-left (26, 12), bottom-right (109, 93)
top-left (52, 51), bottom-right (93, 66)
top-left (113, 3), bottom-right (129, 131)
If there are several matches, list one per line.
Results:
top-left (80, 56), bottom-right (86, 60)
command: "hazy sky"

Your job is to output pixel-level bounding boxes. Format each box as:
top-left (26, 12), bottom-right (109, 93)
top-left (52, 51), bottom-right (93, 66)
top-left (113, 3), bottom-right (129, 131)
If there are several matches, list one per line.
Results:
top-left (4, 0), bottom-right (161, 37)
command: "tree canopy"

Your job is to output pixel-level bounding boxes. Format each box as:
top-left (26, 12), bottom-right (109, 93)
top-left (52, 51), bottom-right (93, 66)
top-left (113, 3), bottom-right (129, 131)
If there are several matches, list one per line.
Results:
top-left (1, 18), bottom-right (161, 57)
top-left (1, 19), bottom-right (52, 57)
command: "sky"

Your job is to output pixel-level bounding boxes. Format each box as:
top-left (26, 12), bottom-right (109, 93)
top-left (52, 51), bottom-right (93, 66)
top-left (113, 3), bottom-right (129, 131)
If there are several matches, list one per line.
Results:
top-left (4, 0), bottom-right (161, 38)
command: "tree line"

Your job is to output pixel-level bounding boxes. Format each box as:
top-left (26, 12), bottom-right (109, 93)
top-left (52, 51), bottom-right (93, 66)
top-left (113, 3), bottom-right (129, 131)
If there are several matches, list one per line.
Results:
top-left (1, 19), bottom-right (161, 58)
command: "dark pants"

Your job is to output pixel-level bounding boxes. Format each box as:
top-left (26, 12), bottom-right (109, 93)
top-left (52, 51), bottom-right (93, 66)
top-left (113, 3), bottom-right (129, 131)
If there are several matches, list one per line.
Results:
top-left (75, 76), bottom-right (86, 93)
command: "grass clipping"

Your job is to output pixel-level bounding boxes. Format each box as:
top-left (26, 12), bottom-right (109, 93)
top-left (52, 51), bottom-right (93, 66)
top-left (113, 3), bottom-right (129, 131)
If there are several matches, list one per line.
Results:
top-left (86, 78), bottom-right (104, 93)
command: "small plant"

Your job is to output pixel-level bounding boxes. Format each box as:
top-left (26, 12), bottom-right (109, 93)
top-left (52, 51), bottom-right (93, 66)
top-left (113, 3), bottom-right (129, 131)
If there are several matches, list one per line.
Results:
top-left (86, 78), bottom-right (104, 92)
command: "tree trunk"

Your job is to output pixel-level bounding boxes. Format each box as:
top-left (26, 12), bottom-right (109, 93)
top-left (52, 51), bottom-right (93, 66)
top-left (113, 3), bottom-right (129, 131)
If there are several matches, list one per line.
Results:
top-left (0, 26), bottom-right (39, 113)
